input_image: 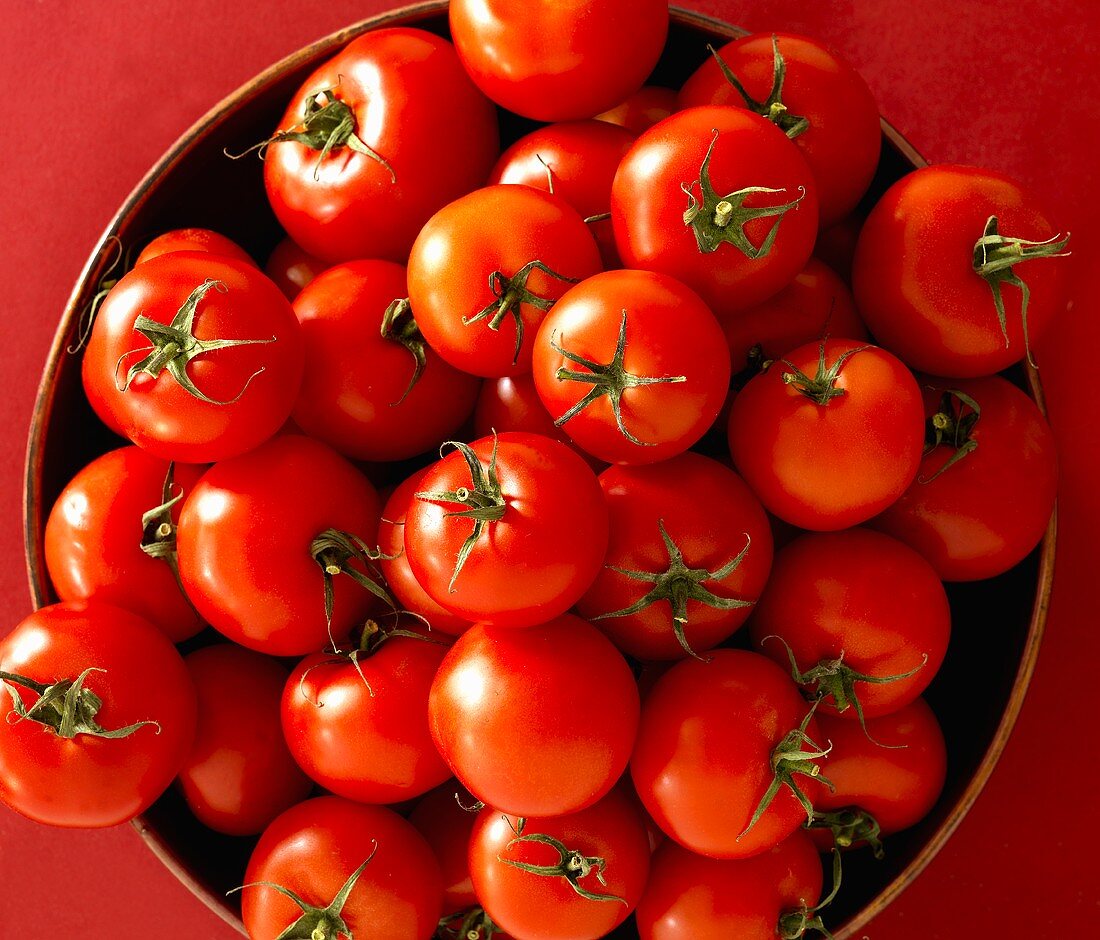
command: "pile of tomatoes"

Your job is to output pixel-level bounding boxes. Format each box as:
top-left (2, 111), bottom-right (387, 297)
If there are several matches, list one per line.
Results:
top-left (2, 2), bottom-right (1067, 939)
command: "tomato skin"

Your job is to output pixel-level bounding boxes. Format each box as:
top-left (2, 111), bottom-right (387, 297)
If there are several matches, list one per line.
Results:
top-left (631, 649), bottom-right (825, 859)
top-left (469, 789), bottom-right (651, 940)
top-left (44, 446), bottom-right (205, 643)
top-left (290, 260), bottom-right (481, 462)
top-left (264, 236), bottom-right (328, 300)
top-left (749, 529), bottom-right (951, 720)
top-left (176, 435), bottom-right (382, 657)
top-left (636, 830), bottom-right (823, 939)
top-left (728, 338), bottom-right (924, 530)
top-left (241, 796), bottom-right (443, 940)
top-left (409, 782), bottom-right (480, 915)
top-left (134, 228), bottom-right (256, 267)
top-left (449, 0), bottom-right (668, 122)
top-left (0, 601), bottom-right (197, 828)
top-left (679, 33), bottom-right (881, 228)
top-left (852, 165), bottom-right (1069, 376)
top-left (264, 28), bottom-right (498, 264)
top-left (576, 454), bottom-right (773, 661)
top-left (871, 374), bottom-right (1058, 580)
top-left (179, 644), bottom-right (311, 836)
top-left (429, 616), bottom-right (639, 817)
top-left (814, 214), bottom-right (863, 283)
top-left (82, 251), bottom-right (304, 463)
top-left (595, 85), bottom-right (678, 134)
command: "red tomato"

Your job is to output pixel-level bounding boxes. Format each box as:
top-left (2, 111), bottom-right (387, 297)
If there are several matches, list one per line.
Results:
top-left (679, 33), bottom-right (881, 228)
top-left (263, 28), bottom-right (498, 264)
top-left (576, 454), bottom-right (773, 661)
top-left (408, 185), bottom-right (602, 378)
top-left (449, 0), bottom-right (668, 121)
top-left (749, 528), bottom-right (951, 721)
top-left (134, 227), bottom-right (255, 267)
top-left (44, 446), bottom-right (205, 643)
top-left (473, 372), bottom-right (593, 461)
top-left (595, 85), bottom-right (678, 134)
top-left (179, 644), bottom-right (311, 836)
top-left (176, 435), bottom-right (383, 656)
top-left (429, 616), bottom-right (639, 817)
top-left (240, 796), bottom-right (443, 940)
top-left (631, 650), bottom-right (827, 859)
top-left (82, 251), bottom-right (304, 463)
top-left (264, 236), bottom-right (328, 300)
top-left (871, 375), bottom-right (1057, 580)
top-left (852, 165), bottom-right (1071, 376)
top-left (531, 269), bottom-right (731, 465)
top-left (469, 789), bottom-right (651, 940)
top-left (0, 601), bottom-right (196, 828)
top-left (728, 338), bottom-right (924, 530)
top-left (814, 214), bottom-right (863, 283)
top-left (409, 782), bottom-right (481, 915)
top-left (290, 260), bottom-right (481, 461)
top-left (612, 106), bottom-right (819, 317)
top-left (405, 432), bottom-right (608, 627)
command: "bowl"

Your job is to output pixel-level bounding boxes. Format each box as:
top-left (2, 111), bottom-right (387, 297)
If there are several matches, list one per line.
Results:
top-left (22, 3), bottom-right (1055, 936)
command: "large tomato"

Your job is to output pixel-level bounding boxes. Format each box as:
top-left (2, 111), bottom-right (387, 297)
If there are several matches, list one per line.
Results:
top-left (264, 236), bottom-right (328, 301)
top-left (595, 85), bottom-right (678, 134)
top-left (262, 28), bottom-right (499, 264)
top-left (134, 228), bottom-right (255, 267)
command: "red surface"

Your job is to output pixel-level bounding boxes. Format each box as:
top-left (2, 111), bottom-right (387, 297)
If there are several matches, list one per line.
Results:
top-left (0, 1), bottom-right (1097, 936)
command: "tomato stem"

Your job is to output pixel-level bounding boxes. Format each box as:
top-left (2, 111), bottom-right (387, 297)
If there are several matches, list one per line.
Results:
top-left (380, 297), bottom-right (428, 405)
top-left (497, 826), bottom-right (627, 905)
top-left (310, 529), bottom-right (396, 652)
top-left (706, 36), bottom-right (810, 139)
top-left (808, 807), bottom-right (884, 859)
top-left (919, 388), bottom-right (982, 482)
top-left (780, 340), bottom-right (870, 406)
top-left (437, 905), bottom-right (503, 939)
top-left (139, 461), bottom-right (190, 595)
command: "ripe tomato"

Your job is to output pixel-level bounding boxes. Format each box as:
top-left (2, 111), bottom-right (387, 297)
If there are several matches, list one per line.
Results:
top-left (179, 644), bottom-right (311, 836)
top-left (263, 28), bottom-right (498, 264)
top-left (82, 251), bottom-right (304, 463)
top-left (612, 106), bottom-right (819, 318)
top-left (679, 33), bottom-right (881, 228)
top-left (405, 432), bottom-right (608, 627)
top-left (0, 601), bottom-right (196, 828)
top-left (290, 260), bottom-right (481, 462)
top-left (408, 185), bottom-right (602, 378)
top-left (239, 796), bottom-right (443, 940)
top-left (531, 269), bottom-right (731, 465)
top-left (449, 0), bottom-right (668, 121)
top-left (576, 453), bottom-right (773, 661)
top-left (631, 650), bottom-right (827, 859)
top-left (177, 435), bottom-right (383, 656)
top-left (134, 228), bottom-right (255, 267)
top-left (749, 528), bottom-right (951, 721)
top-left (469, 789), bottom-right (651, 940)
top-left (44, 446), bottom-right (205, 643)
top-left (264, 236), bottom-right (327, 300)
top-left (595, 85), bottom-right (678, 134)
top-left (409, 782), bottom-right (481, 916)
top-left (429, 616), bottom-right (639, 817)
top-left (871, 374), bottom-right (1058, 580)
top-left (852, 165), bottom-right (1071, 376)
top-left (814, 214), bottom-right (863, 283)
top-left (728, 338), bottom-right (924, 530)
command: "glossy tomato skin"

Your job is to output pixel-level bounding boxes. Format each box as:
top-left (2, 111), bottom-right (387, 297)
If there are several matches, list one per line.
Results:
top-left (179, 644), bottom-right (311, 836)
top-left (134, 228), bottom-right (256, 267)
top-left (750, 529), bottom-right (951, 720)
top-left (576, 454), bottom-right (773, 661)
top-left (291, 260), bottom-right (481, 462)
top-left (405, 432), bottom-right (608, 627)
top-left (871, 374), bottom-right (1057, 580)
top-left (82, 251), bottom-right (304, 463)
top-left (264, 236), bottom-right (327, 300)
top-left (264, 28), bottom-right (498, 264)
top-left (0, 602), bottom-right (196, 828)
top-left (852, 165), bottom-right (1069, 376)
top-left (532, 269), bottom-right (731, 465)
top-left (241, 796), bottom-right (443, 940)
top-left (44, 446), bottom-right (205, 643)
top-left (636, 830), bottom-right (823, 939)
top-left (631, 649), bottom-right (825, 859)
top-left (429, 616), bottom-right (639, 817)
top-left (595, 85), bottom-right (678, 134)
top-left (680, 33), bottom-right (881, 228)
top-left (728, 338), bottom-right (924, 530)
top-left (409, 782), bottom-right (480, 915)
top-left (449, 0), bottom-right (668, 121)
top-left (176, 435), bottom-right (382, 656)
top-left (408, 185), bottom-right (602, 378)
top-left (470, 789), bottom-right (651, 940)
top-left (612, 106), bottom-right (819, 318)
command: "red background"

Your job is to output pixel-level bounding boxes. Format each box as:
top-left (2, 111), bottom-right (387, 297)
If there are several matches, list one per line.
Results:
top-left (1, 1), bottom-right (1097, 936)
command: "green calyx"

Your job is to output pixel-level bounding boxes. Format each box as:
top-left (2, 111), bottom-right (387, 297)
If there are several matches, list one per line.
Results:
top-left (0, 668), bottom-right (159, 740)
top-left (682, 129), bottom-right (807, 257)
top-left (808, 807), bottom-right (884, 859)
top-left (228, 845), bottom-right (377, 940)
top-left (436, 906), bottom-right (502, 940)
top-left (780, 341), bottom-right (870, 406)
top-left (114, 279), bottom-right (276, 404)
top-left (921, 388), bottom-right (982, 482)
top-left (777, 849), bottom-right (842, 939)
top-left (551, 310), bottom-right (687, 446)
top-left (498, 829), bottom-right (627, 906)
top-left (463, 259), bottom-right (579, 366)
top-left (310, 529), bottom-right (396, 652)
top-left (972, 215), bottom-right (1070, 367)
top-left (381, 297), bottom-right (427, 405)
top-left (139, 461), bottom-right (185, 580)
top-left (707, 35), bottom-right (810, 139)
top-left (593, 519), bottom-right (753, 660)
